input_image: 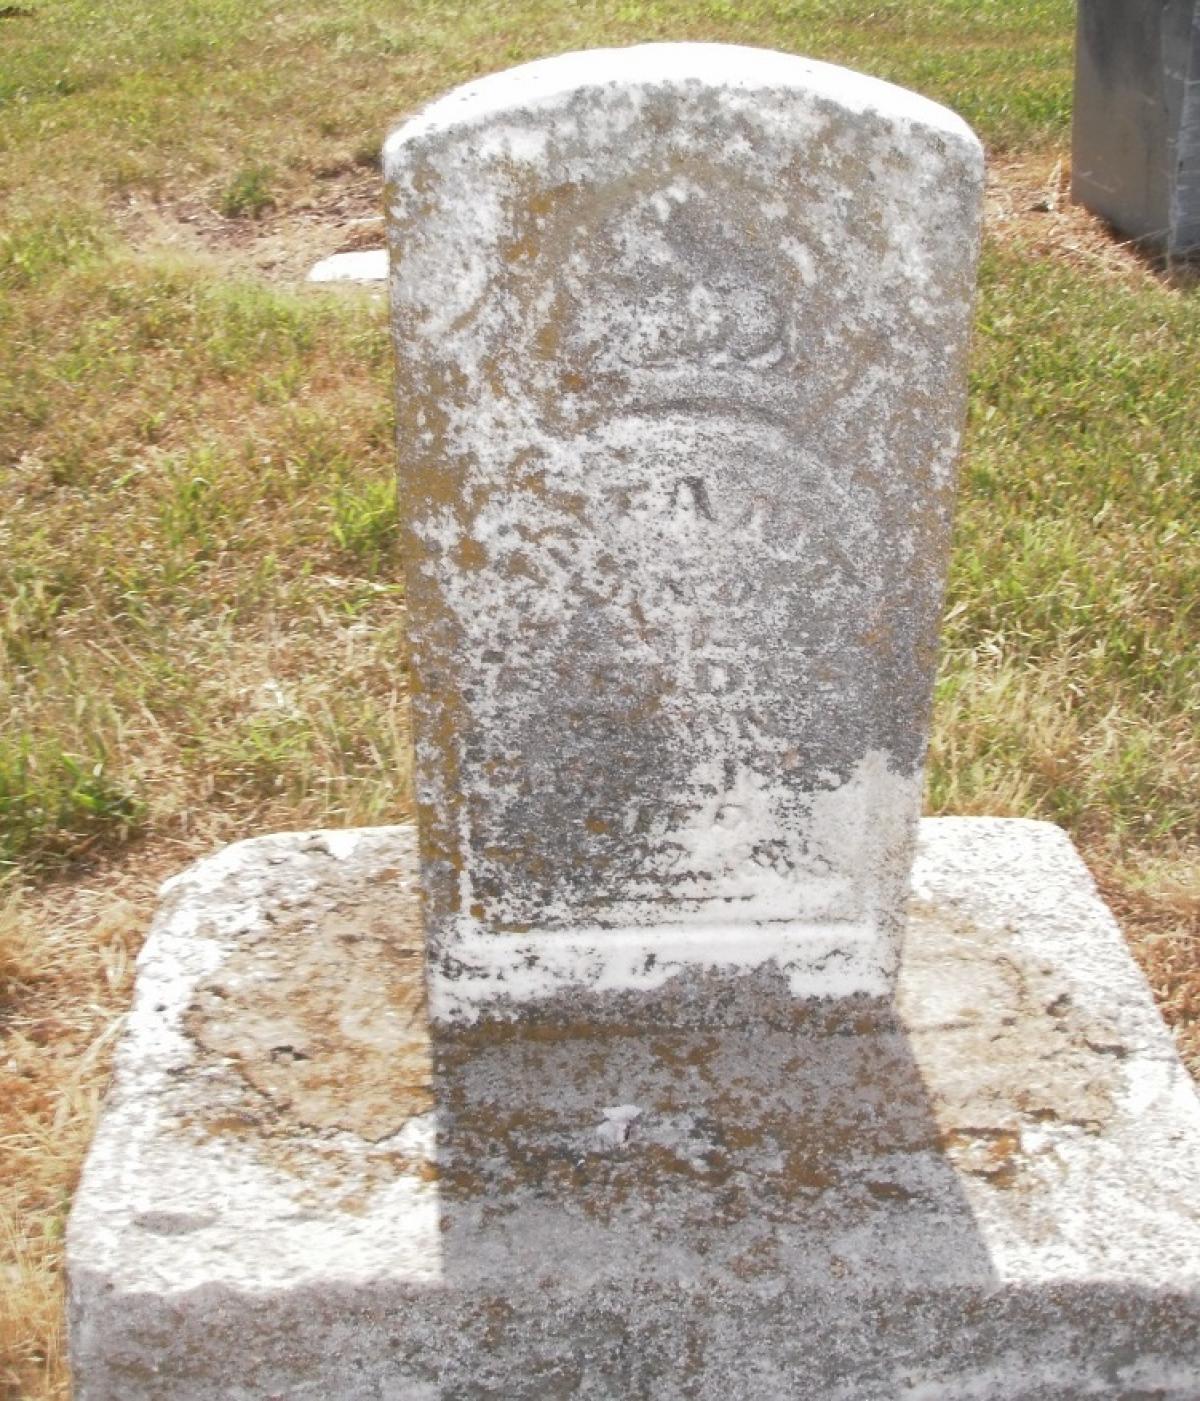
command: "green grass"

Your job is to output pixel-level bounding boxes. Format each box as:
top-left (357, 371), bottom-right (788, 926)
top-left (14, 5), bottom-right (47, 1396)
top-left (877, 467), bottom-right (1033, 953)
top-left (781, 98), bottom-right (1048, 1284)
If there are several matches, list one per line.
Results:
top-left (0, 0), bottom-right (1192, 892)
top-left (2, 0), bottom-right (1193, 887)
top-left (218, 165), bottom-right (276, 220)
top-left (0, 249), bottom-right (406, 870)
top-left (930, 243), bottom-right (1200, 853)
top-left (1, 0), bottom-right (1072, 219)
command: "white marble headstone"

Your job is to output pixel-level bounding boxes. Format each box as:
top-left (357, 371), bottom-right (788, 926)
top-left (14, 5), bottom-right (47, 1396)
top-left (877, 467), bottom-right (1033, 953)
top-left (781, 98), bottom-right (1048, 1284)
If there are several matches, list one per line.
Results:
top-left (384, 44), bottom-right (984, 1023)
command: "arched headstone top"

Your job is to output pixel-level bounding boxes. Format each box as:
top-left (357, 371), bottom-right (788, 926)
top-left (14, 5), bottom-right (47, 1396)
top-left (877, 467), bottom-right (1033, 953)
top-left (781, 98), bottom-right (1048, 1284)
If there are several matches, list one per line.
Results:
top-left (384, 43), bottom-right (983, 151)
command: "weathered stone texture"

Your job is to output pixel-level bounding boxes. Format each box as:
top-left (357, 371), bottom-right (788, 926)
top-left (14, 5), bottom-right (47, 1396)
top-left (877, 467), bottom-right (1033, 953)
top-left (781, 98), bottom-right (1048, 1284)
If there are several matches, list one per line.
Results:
top-left (67, 819), bottom-right (1200, 1398)
top-left (384, 45), bottom-right (984, 1021)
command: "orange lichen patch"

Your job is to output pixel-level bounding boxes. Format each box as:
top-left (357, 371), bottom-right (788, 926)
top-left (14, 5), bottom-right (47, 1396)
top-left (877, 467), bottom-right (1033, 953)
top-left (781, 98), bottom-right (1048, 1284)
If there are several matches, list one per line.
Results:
top-left (185, 904), bottom-right (433, 1142)
top-left (782, 1150), bottom-right (839, 1195)
top-left (453, 537), bottom-right (489, 571)
top-left (501, 183), bottom-right (574, 266)
top-left (938, 1128), bottom-right (1024, 1189)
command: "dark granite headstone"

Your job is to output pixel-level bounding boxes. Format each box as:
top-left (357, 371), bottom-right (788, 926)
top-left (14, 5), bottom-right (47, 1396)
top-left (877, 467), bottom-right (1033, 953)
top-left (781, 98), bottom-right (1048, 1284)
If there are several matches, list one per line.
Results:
top-left (1072, 0), bottom-right (1200, 257)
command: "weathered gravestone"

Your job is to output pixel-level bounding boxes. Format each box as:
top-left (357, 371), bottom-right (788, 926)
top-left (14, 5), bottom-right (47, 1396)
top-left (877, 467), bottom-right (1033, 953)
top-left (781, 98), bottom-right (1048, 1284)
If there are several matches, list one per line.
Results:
top-left (67, 45), bottom-right (1200, 1400)
top-left (1072, 0), bottom-right (1200, 258)
top-left (389, 43), bottom-right (981, 1025)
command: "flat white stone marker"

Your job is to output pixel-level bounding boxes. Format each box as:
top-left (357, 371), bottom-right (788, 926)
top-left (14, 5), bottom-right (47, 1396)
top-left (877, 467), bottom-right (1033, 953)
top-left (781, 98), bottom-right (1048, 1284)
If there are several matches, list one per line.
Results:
top-left (64, 47), bottom-right (1200, 1401)
top-left (307, 248), bottom-right (388, 282)
top-left (384, 45), bottom-right (984, 1022)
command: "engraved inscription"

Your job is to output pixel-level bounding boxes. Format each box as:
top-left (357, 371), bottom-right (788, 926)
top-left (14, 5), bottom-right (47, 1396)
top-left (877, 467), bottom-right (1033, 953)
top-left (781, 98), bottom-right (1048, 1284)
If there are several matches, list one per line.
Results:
top-left (506, 169), bottom-right (813, 434)
top-left (448, 404), bottom-right (881, 930)
top-left (596, 182), bottom-right (791, 371)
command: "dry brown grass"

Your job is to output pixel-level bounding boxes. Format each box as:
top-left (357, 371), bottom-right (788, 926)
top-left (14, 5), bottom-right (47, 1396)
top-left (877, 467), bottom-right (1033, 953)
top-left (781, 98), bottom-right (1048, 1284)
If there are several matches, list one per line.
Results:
top-left (986, 149), bottom-right (1200, 289)
top-left (119, 169), bottom-right (386, 287)
top-left (1, 865), bottom-right (159, 1400)
top-left (1097, 856), bottom-right (1200, 1070)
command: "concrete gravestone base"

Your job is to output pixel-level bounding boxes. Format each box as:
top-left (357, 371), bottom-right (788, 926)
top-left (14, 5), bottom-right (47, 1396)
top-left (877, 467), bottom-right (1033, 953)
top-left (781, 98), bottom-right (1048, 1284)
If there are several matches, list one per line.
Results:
top-left (66, 818), bottom-right (1200, 1398)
